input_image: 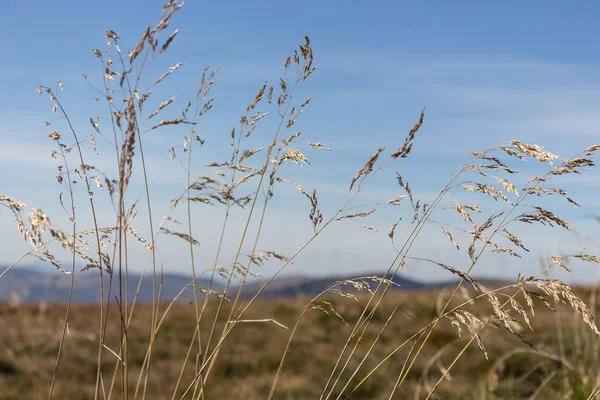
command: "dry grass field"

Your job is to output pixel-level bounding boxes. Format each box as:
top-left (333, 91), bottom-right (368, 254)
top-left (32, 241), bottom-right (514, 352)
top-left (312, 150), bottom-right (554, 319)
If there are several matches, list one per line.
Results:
top-left (1, 288), bottom-right (599, 399)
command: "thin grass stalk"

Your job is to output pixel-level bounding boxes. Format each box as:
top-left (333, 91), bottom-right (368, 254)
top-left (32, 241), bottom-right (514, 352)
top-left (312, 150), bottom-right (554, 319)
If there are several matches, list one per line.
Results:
top-left (183, 153), bottom-right (404, 396)
top-left (117, 205), bottom-right (181, 399)
top-left (192, 97), bottom-right (249, 395)
top-left (414, 338), bottom-right (463, 400)
top-left (322, 161), bottom-right (471, 399)
top-left (199, 77), bottom-right (301, 387)
top-left (527, 370), bottom-right (558, 400)
top-left (206, 115), bottom-right (301, 386)
top-left (48, 136), bottom-right (79, 400)
top-left (196, 122), bottom-right (242, 353)
top-left (348, 281), bottom-right (543, 396)
top-left (136, 282), bottom-right (208, 398)
top-left (159, 67), bottom-right (221, 400)
top-left (587, 385), bottom-right (600, 400)
top-left (116, 48), bottom-right (161, 400)
top-left (326, 306), bottom-right (399, 400)
top-left (102, 9), bottom-right (187, 396)
top-left (171, 324), bottom-right (202, 400)
top-left (183, 96), bottom-right (207, 400)
top-left (180, 217), bottom-right (345, 399)
top-left (43, 91), bottom-right (107, 400)
top-left (268, 283), bottom-right (367, 398)
top-left (225, 72), bottom-right (303, 323)
top-left (423, 285), bottom-right (534, 399)
top-left (395, 149), bottom-right (590, 392)
top-left (423, 259), bottom-right (592, 399)
top-left (100, 59), bottom-right (129, 400)
top-left (393, 330), bottom-right (427, 400)
top-left (121, 230), bottom-right (130, 400)
top-left (151, 200), bottom-right (214, 398)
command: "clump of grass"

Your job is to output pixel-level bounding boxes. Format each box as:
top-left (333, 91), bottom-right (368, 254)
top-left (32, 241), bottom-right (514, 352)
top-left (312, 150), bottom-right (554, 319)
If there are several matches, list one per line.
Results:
top-left (1, 1), bottom-right (600, 399)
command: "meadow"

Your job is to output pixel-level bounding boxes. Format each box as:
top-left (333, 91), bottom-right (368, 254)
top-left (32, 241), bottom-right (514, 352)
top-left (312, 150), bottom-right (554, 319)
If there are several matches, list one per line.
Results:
top-left (1, 288), bottom-right (599, 400)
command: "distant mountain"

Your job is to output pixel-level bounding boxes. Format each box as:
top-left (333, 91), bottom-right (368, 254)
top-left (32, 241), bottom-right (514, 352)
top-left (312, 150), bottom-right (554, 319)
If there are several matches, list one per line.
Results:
top-left (0, 266), bottom-right (220, 304)
top-left (237, 273), bottom-right (512, 299)
top-left (0, 266), bottom-right (511, 304)
top-left (237, 273), bottom-right (427, 299)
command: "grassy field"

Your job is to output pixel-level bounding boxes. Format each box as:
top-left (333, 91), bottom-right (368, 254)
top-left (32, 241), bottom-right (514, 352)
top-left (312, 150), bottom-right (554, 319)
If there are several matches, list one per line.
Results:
top-left (1, 287), bottom-right (598, 400)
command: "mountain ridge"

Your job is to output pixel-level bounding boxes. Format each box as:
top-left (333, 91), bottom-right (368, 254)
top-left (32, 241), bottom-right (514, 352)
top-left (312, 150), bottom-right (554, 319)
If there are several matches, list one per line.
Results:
top-left (0, 265), bottom-right (511, 304)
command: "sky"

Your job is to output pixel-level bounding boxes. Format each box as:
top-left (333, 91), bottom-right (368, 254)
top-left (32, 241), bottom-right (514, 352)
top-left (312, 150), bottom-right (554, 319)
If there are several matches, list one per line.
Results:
top-left (1, 0), bottom-right (600, 285)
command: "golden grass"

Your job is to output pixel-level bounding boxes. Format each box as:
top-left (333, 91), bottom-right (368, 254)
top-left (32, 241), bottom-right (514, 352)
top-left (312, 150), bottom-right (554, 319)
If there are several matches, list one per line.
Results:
top-left (0, 290), bottom-right (597, 399)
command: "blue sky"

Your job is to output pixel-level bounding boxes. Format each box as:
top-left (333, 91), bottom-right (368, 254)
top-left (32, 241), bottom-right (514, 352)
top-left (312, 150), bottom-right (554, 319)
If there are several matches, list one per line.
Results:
top-left (1, 0), bottom-right (600, 284)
